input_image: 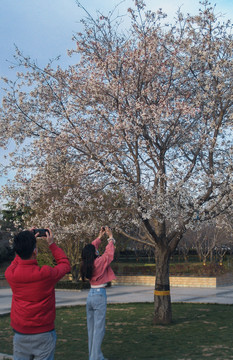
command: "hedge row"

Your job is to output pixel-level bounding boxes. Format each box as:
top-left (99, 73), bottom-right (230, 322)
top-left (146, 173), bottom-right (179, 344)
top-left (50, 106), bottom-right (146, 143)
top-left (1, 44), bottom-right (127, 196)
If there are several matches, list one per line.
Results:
top-left (55, 280), bottom-right (112, 290)
top-left (55, 281), bottom-right (90, 290)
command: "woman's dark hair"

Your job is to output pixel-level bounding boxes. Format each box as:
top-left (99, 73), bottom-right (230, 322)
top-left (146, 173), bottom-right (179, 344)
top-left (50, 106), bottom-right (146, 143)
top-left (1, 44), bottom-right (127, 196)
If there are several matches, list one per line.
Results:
top-left (13, 230), bottom-right (36, 260)
top-left (80, 244), bottom-right (97, 282)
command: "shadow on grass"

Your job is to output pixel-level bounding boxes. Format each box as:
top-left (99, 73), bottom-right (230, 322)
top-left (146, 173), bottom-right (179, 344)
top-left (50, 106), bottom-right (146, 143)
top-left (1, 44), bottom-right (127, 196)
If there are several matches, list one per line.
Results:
top-left (1, 303), bottom-right (233, 359)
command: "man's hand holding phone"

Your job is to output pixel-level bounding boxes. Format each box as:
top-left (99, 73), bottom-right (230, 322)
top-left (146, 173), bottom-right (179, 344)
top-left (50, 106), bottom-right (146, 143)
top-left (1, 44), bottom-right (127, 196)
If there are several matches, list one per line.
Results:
top-left (45, 228), bottom-right (54, 246)
top-left (30, 227), bottom-right (54, 246)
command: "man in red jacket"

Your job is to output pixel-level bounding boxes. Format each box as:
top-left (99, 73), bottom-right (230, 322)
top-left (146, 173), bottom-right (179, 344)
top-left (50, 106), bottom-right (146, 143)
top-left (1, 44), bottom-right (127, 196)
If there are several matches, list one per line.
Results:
top-left (5, 227), bottom-right (71, 360)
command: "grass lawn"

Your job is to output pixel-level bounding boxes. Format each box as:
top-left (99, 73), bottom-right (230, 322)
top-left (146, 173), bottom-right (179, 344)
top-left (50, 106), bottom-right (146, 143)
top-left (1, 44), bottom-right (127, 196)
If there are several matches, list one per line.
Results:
top-left (1, 302), bottom-right (233, 359)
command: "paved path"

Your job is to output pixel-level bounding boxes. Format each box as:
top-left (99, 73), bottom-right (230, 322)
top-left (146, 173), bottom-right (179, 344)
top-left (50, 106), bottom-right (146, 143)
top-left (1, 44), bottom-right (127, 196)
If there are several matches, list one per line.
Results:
top-left (1, 284), bottom-right (233, 316)
top-left (0, 354), bottom-right (12, 360)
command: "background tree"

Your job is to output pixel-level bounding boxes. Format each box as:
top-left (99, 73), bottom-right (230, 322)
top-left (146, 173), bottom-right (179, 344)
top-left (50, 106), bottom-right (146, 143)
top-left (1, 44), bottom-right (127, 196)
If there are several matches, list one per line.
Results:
top-left (0, 202), bottom-right (31, 232)
top-left (0, 230), bottom-right (12, 265)
top-left (212, 218), bottom-right (233, 265)
top-left (194, 225), bottom-right (217, 265)
top-left (4, 150), bottom-right (129, 281)
top-left (0, 1), bottom-right (232, 324)
top-left (177, 230), bottom-right (194, 262)
top-left (0, 203), bottom-right (29, 265)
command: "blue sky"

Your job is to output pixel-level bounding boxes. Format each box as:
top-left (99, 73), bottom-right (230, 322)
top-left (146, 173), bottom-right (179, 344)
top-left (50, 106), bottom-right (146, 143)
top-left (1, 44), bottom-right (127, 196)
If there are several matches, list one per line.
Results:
top-left (0, 0), bottom-right (232, 207)
top-left (1, 0), bottom-right (232, 87)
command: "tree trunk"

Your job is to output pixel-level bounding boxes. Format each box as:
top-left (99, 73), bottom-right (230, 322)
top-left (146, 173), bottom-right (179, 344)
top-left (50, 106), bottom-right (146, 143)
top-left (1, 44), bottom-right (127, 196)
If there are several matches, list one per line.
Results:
top-left (71, 264), bottom-right (79, 282)
top-left (154, 245), bottom-right (172, 324)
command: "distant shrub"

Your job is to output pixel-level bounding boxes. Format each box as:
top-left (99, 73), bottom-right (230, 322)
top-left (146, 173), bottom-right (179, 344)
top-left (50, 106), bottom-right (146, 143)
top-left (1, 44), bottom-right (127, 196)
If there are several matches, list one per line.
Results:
top-left (55, 280), bottom-right (90, 290)
top-left (112, 262), bottom-right (229, 277)
top-left (0, 245), bottom-right (14, 263)
top-left (55, 280), bottom-right (112, 290)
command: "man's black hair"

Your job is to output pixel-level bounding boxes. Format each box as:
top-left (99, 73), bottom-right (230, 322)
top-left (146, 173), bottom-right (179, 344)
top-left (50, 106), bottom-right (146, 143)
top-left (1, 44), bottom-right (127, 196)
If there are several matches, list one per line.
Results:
top-left (13, 230), bottom-right (36, 260)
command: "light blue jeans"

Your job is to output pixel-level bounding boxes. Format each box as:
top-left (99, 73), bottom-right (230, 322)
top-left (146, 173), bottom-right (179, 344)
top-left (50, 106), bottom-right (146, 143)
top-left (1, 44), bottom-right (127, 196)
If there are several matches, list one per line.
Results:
top-left (86, 288), bottom-right (107, 360)
top-left (13, 330), bottom-right (56, 360)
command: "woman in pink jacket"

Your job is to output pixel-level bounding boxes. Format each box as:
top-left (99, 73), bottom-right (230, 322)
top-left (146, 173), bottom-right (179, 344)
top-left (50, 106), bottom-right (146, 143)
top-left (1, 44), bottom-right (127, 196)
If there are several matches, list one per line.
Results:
top-left (81, 226), bottom-right (116, 360)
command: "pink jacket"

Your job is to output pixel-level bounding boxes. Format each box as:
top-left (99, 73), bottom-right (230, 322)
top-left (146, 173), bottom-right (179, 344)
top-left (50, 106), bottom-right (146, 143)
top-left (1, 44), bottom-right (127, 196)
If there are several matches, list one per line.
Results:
top-left (90, 237), bottom-right (116, 286)
top-left (5, 243), bottom-right (71, 334)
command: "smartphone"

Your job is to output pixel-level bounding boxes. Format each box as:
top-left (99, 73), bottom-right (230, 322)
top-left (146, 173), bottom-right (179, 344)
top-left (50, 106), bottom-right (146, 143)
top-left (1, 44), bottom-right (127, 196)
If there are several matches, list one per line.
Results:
top-left (33, 229), bottom-right (49, 237)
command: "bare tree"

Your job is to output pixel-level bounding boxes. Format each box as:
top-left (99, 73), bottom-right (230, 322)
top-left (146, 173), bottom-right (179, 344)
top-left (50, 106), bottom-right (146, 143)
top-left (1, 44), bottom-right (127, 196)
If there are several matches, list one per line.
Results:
top-left (177, 230), bottom-right (194, 262)
top-left (194, 225), bottom-right (217, 265)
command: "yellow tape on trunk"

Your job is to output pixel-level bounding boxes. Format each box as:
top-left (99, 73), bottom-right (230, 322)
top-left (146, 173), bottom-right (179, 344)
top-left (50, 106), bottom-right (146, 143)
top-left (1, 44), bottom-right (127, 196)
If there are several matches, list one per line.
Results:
top-left (154, 290), bottom-right (170, 296)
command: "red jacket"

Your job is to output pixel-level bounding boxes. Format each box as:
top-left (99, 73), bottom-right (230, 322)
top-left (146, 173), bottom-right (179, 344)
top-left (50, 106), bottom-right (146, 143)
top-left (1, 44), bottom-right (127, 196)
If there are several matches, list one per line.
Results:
top-left (90, 237), bottom-right (116, 286)
top-left (5, 243), bottom-right (71, 334)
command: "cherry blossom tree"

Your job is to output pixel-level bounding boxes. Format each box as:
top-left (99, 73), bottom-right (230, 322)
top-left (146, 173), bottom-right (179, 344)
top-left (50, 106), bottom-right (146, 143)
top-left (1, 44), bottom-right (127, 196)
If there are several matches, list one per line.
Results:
top-left (0, 0), bottom-right (232, 324)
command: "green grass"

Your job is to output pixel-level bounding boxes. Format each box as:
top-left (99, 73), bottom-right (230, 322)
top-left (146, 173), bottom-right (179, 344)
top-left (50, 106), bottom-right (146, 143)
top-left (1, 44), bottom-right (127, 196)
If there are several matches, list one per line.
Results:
top-left (1, 302), bottom-right (233, 359)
